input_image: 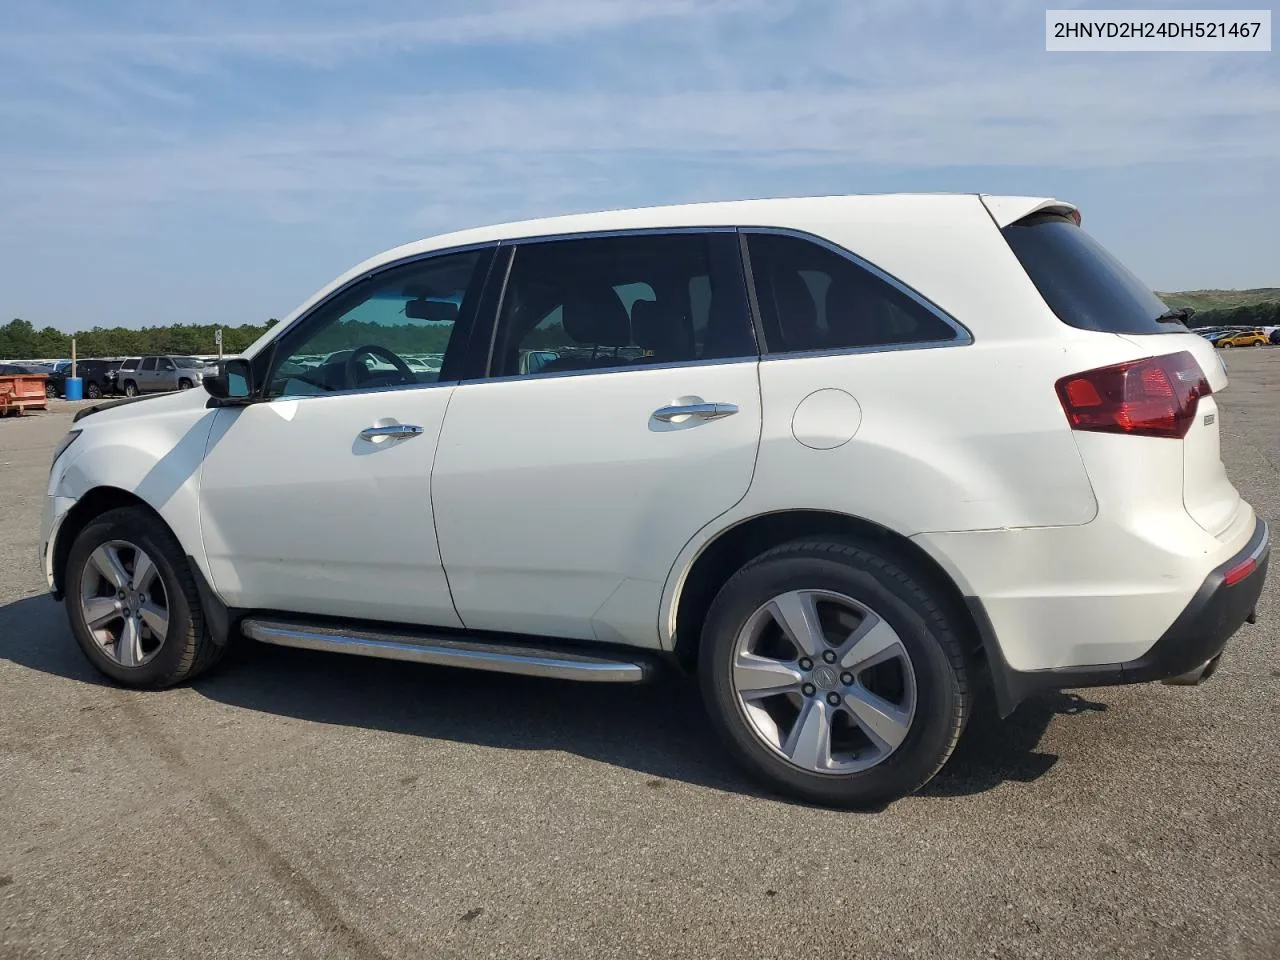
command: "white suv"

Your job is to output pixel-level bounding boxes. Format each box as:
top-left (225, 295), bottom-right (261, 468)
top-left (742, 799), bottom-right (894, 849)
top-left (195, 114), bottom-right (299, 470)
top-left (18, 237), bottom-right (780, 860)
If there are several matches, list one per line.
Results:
top-left (40, 194), bottom-right (1269, 808)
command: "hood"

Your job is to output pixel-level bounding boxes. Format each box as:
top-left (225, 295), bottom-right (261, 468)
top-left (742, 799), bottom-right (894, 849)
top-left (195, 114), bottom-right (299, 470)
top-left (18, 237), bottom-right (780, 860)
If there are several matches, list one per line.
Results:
top-left (73, 386), bottom-right (210, 425)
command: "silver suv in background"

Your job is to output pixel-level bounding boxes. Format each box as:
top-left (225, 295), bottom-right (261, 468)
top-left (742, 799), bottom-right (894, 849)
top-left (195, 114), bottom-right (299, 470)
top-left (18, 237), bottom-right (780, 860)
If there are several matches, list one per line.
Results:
top-left (115, 356), bottom-right (206, 396)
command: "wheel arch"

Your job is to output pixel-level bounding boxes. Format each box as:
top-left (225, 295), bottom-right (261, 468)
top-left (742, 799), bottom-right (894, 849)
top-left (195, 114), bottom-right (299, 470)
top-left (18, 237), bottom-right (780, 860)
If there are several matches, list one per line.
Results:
top-left (52, 485), bottom-right (232, 645)
top-left (667, 509), bottom-right (983, 673)
top-left (52, 487), bottom-right (162, 597)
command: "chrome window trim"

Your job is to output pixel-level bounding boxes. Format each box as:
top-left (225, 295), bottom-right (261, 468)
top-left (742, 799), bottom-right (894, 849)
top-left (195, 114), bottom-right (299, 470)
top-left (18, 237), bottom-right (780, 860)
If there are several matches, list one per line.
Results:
top-left (739, 226), bottom-right (974, 355)
top-left (460, 353), bottom-right (758, 388)
top-left (268, 378), bottom-right (460, 403)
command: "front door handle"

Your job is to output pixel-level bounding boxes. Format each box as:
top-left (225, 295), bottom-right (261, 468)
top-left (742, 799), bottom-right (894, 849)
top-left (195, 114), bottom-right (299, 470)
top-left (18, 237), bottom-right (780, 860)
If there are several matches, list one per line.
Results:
top-left (651, 402), bottom-right (739, 423)
top-left (359, 424), bottom-right (424, 443)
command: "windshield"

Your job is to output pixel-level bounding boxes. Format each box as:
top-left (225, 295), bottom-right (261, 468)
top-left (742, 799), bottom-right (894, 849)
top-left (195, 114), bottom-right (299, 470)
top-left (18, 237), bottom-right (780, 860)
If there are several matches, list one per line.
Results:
top-left (1001, 214), bottom-right (1178, 334)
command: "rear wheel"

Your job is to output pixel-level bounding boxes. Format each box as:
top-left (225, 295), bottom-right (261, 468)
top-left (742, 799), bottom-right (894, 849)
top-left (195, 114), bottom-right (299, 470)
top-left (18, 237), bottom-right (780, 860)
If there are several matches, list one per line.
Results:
top-left (65, 506), bottom-right (225, 687)
top-left (699, 540), bottom-right (969, 808)
top-left (45, 382), bottom-right (56, 398)
top-left (1220, 342), bottom-right (1233, 349)
top-left (123, 380), bottom-right (138, 396)
top-left (85, 381), bottom-right (102, 399)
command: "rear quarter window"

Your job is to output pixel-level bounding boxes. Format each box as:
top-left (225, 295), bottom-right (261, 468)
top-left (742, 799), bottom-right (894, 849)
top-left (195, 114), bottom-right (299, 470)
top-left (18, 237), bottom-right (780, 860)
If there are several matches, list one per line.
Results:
top-left (1001, 214), bottom-right (1177, 334)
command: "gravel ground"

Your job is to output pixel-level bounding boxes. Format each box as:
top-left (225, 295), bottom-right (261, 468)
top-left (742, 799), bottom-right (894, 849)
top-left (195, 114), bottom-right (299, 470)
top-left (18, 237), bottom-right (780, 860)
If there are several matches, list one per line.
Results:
top-left (1, 354), bottom-right (1278, 960)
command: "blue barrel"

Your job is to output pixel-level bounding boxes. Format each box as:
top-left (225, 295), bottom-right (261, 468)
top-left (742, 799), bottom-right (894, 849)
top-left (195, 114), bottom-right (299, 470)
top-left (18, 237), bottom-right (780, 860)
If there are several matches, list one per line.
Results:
top-left (64, 377), bottom-right (84, 400)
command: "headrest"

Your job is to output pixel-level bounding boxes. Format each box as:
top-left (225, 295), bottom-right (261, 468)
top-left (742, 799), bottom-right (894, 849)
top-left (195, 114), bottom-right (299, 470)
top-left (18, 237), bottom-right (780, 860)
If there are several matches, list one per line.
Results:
top-left (631, 298), bottom-right (693, 357)
top-left (769, 268), bottom-right (824, 349)
top-left (561, 286), bottom-right (631, 347)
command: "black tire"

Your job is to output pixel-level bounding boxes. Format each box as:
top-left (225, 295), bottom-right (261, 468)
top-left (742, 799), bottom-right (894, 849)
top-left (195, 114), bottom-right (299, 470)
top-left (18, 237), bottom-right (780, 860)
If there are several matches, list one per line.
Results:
top-left (123, 380), bottom-right (138, 396)
top-left (178, 379), bottom-right (193, 390)
top-left (86, 381), bottom-right (102, 399)
top-left (64, 506), bottom-right (225, 688)
top-left (699, 539), bottom-right (970, 809)
top-left (45, 382), bottom-right (57, 398)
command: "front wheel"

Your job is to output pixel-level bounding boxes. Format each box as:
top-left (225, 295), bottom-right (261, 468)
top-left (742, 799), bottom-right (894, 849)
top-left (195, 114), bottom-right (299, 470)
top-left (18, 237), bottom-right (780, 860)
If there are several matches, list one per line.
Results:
top-left (177, 378), bottom-right (193, 390)
top-left (123, 380), bottom-right (138, 396)
top-left (700, 540), bottom-right (970, 808)
top-left (64, 506), bottom-right (225, 687)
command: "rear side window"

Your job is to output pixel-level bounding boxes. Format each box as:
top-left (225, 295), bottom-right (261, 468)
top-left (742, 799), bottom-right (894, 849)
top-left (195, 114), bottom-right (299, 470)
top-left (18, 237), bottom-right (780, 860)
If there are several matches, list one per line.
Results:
top-left (491, 232), bottom-right (755, 378)
top-left (746, 233), bottom-right (959, 353)
top-left (1001, 214), bottom-right (1175, 333)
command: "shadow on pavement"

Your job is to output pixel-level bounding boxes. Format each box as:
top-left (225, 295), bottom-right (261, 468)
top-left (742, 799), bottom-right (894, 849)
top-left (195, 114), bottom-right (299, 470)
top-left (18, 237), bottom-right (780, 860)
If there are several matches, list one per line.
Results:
top-left (1, 593), bottom-right (1100, 804)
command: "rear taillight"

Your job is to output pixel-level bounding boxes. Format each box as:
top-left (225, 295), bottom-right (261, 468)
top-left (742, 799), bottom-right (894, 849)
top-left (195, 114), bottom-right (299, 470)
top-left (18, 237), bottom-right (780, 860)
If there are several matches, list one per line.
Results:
top-left (1055, 351), bottom-right (1211, 439)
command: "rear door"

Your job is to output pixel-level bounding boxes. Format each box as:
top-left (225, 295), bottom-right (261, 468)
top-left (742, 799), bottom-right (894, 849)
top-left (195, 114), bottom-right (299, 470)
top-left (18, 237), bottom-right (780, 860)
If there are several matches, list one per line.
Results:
top-left (431, 230), bottom-right (762, 646)
top-left (998, 209), bottom-right (1241, 536)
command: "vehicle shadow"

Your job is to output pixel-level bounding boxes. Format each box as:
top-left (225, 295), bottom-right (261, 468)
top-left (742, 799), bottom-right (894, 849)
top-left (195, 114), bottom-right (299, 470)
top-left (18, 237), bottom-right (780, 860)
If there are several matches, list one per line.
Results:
top-left (0, 594), bottom-right (1100, 805)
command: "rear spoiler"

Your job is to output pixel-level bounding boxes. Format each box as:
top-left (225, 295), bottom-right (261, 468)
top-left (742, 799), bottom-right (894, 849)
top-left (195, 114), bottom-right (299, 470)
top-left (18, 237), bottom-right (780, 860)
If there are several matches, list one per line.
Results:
top-left (980, 195), bottom-right (1080, 228)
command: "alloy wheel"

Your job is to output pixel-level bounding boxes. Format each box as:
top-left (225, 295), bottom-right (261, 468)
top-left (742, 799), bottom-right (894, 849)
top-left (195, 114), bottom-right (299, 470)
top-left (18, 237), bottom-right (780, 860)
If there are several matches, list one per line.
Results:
top-left (79, 540), bottom-right (169, 667)
top-left (730, 589), bottom-right (917, 775)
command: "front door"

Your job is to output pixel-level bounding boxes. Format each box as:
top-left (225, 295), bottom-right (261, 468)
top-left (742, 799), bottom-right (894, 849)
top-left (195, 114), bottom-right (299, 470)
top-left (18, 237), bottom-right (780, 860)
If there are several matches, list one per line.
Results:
top-left (432, 231), bottom-right (762, 647)
top-left (199, 246), bottom-right (493, 626)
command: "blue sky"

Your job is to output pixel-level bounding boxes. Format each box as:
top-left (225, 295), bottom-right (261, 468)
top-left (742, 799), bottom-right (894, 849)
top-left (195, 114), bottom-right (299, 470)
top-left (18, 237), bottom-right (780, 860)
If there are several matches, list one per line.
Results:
top-left (1, 0), bottom-right (1277, 332)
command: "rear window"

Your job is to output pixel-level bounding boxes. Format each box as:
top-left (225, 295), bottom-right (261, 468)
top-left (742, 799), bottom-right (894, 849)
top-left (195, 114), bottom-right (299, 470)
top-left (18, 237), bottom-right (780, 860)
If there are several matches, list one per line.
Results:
top-left (1002, 214), bottom-right (1178, 334)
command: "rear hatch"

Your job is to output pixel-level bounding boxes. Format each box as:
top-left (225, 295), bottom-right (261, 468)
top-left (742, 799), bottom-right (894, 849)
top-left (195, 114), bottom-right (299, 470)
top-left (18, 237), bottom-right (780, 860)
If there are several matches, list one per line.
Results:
top-left (991, 200), bottom-right (1241, 537)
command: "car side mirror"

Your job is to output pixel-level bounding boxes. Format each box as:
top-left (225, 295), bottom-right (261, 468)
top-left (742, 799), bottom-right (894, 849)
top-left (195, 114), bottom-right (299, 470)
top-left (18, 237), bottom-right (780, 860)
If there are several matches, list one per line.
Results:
top-left (204, 358), bottom-right (254, 404)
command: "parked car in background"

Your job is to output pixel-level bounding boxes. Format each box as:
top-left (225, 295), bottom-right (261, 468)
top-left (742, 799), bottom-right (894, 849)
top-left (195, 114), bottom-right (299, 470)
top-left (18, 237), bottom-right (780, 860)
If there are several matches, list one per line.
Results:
top-left (115, 356), bottom-right (206, 396)
top-left (1216, 329), bottom-right (1269, 348)
top-left (40, 194), bottom-right (1269, 808)
top-left (74, 359), bottom-right (125, 399)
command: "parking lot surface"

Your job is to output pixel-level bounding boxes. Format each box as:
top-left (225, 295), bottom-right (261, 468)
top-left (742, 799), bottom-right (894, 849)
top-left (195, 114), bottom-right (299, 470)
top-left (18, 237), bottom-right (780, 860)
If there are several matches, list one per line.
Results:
top-left (2, 353), bottom-right (1278, 960)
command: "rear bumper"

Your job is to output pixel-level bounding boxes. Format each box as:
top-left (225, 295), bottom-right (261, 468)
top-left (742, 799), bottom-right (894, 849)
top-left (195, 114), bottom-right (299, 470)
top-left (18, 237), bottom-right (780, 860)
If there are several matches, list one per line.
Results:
top-left (974, 517), bottom-right (1269, 716)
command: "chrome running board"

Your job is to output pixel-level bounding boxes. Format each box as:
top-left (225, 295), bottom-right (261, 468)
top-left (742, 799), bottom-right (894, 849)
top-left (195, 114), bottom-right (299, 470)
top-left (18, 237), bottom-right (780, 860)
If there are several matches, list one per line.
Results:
top-left (240, 618), bottom-right (652, 683)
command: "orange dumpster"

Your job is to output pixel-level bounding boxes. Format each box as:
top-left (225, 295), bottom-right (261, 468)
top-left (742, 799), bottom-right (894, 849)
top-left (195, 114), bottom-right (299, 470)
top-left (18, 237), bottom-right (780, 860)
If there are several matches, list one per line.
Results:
top-left (0, 372), bottom-right (50, 416)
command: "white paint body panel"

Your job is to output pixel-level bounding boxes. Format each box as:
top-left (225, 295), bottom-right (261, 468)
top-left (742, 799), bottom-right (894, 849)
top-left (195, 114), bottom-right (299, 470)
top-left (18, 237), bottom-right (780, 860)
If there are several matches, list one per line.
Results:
top-left (199, 388), bottom-right (461, 626)
top-left (432, 362), bottom-right (761, 646)
top-left (40, 192), bottom-right (1255, 681)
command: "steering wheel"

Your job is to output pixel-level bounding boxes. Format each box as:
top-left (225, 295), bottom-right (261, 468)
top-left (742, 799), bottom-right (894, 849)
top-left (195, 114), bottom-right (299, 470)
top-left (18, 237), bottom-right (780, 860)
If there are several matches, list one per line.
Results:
top-left (344, 344), bottom-right (416, 389)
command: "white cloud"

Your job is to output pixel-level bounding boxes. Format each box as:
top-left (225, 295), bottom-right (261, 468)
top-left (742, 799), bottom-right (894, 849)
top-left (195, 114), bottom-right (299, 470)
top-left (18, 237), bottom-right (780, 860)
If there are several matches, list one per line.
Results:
top-left (1, 1), bottom-right (1277, 235)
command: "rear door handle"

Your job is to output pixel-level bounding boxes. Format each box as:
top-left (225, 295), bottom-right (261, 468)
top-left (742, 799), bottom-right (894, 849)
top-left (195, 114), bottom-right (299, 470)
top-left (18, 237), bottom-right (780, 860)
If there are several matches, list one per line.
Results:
top-left (651, 402), bottom-right (739, 423)
top-left (359, 424), bottom-right (424, 442)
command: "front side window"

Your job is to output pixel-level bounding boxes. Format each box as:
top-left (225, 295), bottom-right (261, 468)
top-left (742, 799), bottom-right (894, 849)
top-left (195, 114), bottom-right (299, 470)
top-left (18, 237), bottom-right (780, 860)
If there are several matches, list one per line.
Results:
top-left (266, 249), bottom-right (485, 399)
top-left (490, 232), bottom-right (755, 378)
top-left (746, 233), bottom-right (959, 353)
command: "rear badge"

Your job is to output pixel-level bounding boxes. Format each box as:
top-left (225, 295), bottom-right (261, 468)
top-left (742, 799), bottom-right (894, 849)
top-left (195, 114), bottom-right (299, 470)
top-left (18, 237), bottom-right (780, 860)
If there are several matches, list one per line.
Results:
top-left (1204, 413), bottom-right (1216, 425)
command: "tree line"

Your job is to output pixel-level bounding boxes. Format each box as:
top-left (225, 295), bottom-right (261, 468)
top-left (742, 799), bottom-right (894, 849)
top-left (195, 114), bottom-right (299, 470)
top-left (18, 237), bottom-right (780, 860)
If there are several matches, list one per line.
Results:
top-left (0, 318), bottom-right (277, 361)
top-left (4, 298), bottom-right (1274, 363)
top-left (1194, 300), bottom-right (1280, 328)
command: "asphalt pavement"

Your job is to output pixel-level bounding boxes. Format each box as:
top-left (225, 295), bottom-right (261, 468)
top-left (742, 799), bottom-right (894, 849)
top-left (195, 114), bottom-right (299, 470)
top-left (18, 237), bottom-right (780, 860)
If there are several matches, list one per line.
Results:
top-left (2, 354), bottom-right (1278, 959)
